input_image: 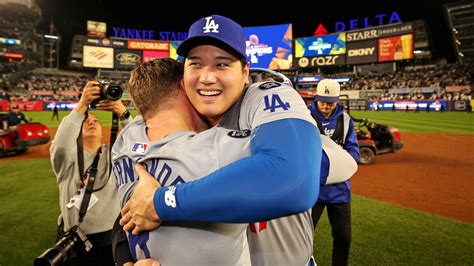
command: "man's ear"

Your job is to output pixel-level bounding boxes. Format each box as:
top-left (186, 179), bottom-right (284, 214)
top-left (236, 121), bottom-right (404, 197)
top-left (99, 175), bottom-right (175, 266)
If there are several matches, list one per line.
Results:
top-left (243, 63), bottom-right (250, 86)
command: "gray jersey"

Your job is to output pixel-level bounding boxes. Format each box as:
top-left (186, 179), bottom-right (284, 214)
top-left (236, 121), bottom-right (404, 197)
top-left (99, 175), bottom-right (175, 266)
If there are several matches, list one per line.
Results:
top-left (112, 117), bottom-right (252, 266)
top-left (217, 81), bottom-right (316, 266)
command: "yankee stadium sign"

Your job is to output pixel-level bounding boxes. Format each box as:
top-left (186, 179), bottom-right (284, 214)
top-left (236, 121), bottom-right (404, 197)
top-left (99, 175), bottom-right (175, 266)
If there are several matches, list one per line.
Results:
top-left (112, 27), bottom-right (187, 41)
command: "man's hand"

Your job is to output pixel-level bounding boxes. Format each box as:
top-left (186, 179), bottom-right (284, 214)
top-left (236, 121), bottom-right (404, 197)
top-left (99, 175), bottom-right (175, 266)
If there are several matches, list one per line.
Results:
top-left (95, 99), bottom-right (127, 116)
top-left (120, 163), bottom-right (162, 234)
top-left (75, 81), bottom-right (102, 114)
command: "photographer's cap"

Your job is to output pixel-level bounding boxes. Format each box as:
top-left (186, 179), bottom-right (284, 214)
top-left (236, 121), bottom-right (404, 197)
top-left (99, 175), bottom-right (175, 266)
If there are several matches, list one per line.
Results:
top-left (177, 15), bottom-right (246, 59)
top-left (315, 79), bottom-right (341, 103)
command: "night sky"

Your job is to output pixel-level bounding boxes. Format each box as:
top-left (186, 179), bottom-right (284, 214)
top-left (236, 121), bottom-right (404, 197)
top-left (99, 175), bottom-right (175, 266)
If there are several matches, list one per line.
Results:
top-left (35, 0), bottom-right (461, 67)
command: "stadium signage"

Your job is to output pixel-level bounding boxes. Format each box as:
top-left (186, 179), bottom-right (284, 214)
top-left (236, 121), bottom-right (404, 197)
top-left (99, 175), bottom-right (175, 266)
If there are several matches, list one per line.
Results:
top-left (112, 27), bottom-right (187, 41)
top-left (128, 40), bottom-right (169, 50)
top-left (116, 53), bottom-right (141, 65)
top-left (335, 11), bottom-right (402, 32)
top-left (346, 29), bottom-right (377, 42)
top-left (297, 55), bottom-right (345, 68)
top-left (348, 47), bottom-right (375, 56)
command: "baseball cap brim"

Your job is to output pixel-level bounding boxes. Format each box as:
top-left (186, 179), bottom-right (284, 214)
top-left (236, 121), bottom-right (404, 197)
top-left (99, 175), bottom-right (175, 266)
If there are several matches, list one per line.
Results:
top-left (315, 95), bottom-right (340, 103)
top-left (177, 36), bottom-right (246, 59)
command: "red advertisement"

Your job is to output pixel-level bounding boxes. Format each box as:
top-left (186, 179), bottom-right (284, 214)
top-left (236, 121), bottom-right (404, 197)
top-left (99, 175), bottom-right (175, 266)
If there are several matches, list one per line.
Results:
top-left (378, 34), bottom-right (413, 62)
top-left (1, 101), bottom-right (44, 111)
top-left (142, 50), bottom-right (169, 62)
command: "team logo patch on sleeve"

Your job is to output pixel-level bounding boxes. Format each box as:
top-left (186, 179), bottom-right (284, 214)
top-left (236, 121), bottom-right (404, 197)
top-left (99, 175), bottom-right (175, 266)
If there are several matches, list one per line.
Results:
top-left (227, 129), bottom-right (251, 138)
top-left (131, 142), bottom-right (148, 154)
top-left (259, 81), bottom-right (281, 90)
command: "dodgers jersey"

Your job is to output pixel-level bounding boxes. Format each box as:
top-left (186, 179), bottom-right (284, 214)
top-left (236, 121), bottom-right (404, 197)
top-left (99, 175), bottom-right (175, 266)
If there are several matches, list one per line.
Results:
top-left (219, 81), bottom-right (317, 266)
top-left (112, 117), bottom-right (252, 265)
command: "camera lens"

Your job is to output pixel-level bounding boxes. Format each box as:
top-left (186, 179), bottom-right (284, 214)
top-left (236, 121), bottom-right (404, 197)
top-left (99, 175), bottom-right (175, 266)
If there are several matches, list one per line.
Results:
top-left (105, 84), bottom-right (123, 101)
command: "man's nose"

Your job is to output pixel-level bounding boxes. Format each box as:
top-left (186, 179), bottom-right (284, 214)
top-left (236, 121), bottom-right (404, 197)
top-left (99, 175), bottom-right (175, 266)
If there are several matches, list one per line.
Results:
top-left (199, 67), bottom-right (217, 84)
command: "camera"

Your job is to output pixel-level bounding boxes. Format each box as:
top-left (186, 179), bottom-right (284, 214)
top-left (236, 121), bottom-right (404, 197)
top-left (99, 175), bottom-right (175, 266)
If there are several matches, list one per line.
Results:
top-left (34, 225), bottom-right (93, 266)
top-left (90, 81), bottom-right (123, 108)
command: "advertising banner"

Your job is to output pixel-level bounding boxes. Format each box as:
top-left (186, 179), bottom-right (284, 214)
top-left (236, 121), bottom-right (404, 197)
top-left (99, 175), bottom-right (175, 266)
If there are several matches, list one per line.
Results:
top-left (169, 41), bottom-right (181, 60)
top-left (45, 101), bottom-right (78, 110)
top-left (114, 49), bottom-right (142, 70)
top-left (83, 45), bottom-right (114, 69)
top-left (378, 34), bottom-right (413, 62)
top-left (128, 40), bottom-right (169, 51)
top-left (244, 24), bottom-right (293, 70)
top-left (4, 101), bottom-right (44, 111)
top-left (295, 33), bottom-right (346, 58)
top-left (142, 50), bottom-right (169, 63)
top-left (368, 100), bottom-right (447, 111)
top-left (377, 23), bottom-right (413, 38)
top-left (296, 55), bottom-right (346, 68)
top-left (346, 39), bottom-right (377, 64)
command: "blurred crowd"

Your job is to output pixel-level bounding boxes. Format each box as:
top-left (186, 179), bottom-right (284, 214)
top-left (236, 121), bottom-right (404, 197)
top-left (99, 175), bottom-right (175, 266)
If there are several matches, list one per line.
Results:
top-left (0, 62), bottom-right (472, 102)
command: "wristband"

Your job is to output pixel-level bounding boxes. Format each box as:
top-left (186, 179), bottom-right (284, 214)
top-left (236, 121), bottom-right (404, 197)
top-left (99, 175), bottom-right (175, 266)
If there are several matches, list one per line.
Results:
top-left (119, 110), bottom-right (130, 121)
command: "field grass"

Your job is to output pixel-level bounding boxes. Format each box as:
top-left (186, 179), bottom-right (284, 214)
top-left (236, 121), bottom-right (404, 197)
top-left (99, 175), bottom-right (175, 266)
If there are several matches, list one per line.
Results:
top-left (350, 110), bottom-right (474, 134)
top-left (2, 110), bottom-right (472, 265)
top-left (23, 110), bottom-right (474, 135)
top-left (0, 158), bottom-right (473, 265)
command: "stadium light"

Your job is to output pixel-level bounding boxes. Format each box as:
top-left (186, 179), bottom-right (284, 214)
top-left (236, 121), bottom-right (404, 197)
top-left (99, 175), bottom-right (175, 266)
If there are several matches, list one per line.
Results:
top-left (44, 34), bottom-right (59, 40)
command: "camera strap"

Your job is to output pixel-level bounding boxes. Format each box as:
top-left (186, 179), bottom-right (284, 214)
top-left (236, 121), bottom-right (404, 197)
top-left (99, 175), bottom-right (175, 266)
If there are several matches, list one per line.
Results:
top-left (109, 113), bottom-right (119, 173)
top-left (79, 151), bottom-right (100, 223)
top-left (78, 151), bottom-right (101, 223)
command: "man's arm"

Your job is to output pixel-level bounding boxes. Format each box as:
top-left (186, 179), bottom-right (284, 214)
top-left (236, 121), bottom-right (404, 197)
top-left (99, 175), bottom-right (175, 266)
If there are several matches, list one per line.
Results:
top-left (344, 120), bottom-right (360, 162)
top-left (119, 118), bottom-right (320, 229)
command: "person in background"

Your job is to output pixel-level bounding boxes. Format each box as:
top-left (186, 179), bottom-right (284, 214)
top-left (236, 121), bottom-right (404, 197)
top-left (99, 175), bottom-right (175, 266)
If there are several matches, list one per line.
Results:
top-left (309, 78), bottom-right (359, 266)
top-left (52, 104), bottom-right (59, 120)
top-left (6, 104), bottom-right (29, 127)
top-left (50, 81), bottom-right (131, 265)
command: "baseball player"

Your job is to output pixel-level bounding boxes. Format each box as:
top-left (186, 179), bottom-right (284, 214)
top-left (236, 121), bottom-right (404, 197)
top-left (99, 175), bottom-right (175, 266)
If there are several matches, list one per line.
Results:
top-left (118, 15), bottom-right (356, 265)
top-left (112, 58), bottom-right (252, 265)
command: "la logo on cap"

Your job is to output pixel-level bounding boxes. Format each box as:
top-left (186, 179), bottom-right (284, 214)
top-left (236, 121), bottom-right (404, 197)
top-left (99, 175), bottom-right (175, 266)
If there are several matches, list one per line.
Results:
top-left (324, 86), bottom-right (330, 94)
top-left (203, 17), bottom-right (219, 33)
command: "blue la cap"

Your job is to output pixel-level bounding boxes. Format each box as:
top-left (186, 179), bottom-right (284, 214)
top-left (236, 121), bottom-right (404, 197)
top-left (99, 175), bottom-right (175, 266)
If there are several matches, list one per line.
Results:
top-left (177, 15), bottom-right (246, 59)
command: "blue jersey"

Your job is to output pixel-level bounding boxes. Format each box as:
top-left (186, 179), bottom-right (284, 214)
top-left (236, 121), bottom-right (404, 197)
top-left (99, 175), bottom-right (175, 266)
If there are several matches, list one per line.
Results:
top-left (309, 103), bottom-right (360, 203)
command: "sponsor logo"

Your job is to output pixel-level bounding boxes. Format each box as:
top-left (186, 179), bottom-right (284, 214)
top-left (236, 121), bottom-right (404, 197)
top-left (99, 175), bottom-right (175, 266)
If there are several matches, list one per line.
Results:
top-left (116, 53), bottom-right (141, 65)
top-left (164, 186), bottom-right (177, 208)
top-left (322, 122), bottom-right (330, 126)
top-left (308, 38), bottom-right (331, 55)
top-left (131, 142), bottom-right (148, 154)
top-left (128, 40), bottom-right (169, 50)
top-left (89, 49), bottom-right (108, 60)
top-left (346, 29), bottom-right (378, 41)
top-left (227, 129), bottom-right (251, 138)
top-left (259, 81), bottom-right (281, 90)
top-left (348, 47), bottom-right (375, 57)
top-left (311, 55), bottom-right (340, 66)
top-left (298, 57), bottom-right (309, 68)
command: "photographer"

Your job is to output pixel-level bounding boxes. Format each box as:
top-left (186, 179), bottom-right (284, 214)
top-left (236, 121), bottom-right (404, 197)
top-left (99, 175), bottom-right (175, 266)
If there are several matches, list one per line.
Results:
top-left (49, 81), bottom-right (131, 265)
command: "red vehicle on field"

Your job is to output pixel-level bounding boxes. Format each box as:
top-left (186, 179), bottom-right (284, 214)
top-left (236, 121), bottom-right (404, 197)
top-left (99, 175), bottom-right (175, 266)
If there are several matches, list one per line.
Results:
top-left (0, 114), bottom-right (50, 157)
top-left (352, 117), bottom-right (404, 165)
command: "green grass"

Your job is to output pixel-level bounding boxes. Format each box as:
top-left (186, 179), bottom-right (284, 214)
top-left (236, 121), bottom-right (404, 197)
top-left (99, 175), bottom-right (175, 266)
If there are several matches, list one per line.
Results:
top-left (23, 110), bottom-right (474, 135)
top-left (0, 158), bottom-right (473, 265)
top-left (0, 158), bottom-right (59, 265)
top-left (350, 110), bottom-right (474, 134)
top-left (314, 196), bottom-right (474, 265)
top-left (23, 110), bottom-right (139, 128)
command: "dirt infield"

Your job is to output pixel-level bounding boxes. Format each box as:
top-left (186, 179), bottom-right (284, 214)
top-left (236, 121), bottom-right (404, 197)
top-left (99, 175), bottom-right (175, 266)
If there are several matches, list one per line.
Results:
top-left (3, 128), bottom-right (473, 224)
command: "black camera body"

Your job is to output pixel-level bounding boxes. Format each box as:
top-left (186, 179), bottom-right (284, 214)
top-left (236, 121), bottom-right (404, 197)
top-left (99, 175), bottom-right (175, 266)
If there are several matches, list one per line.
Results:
top-left (34, 225), bottom-right (93, 266)
top-left (90, 81), bottom-right (123, 108)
